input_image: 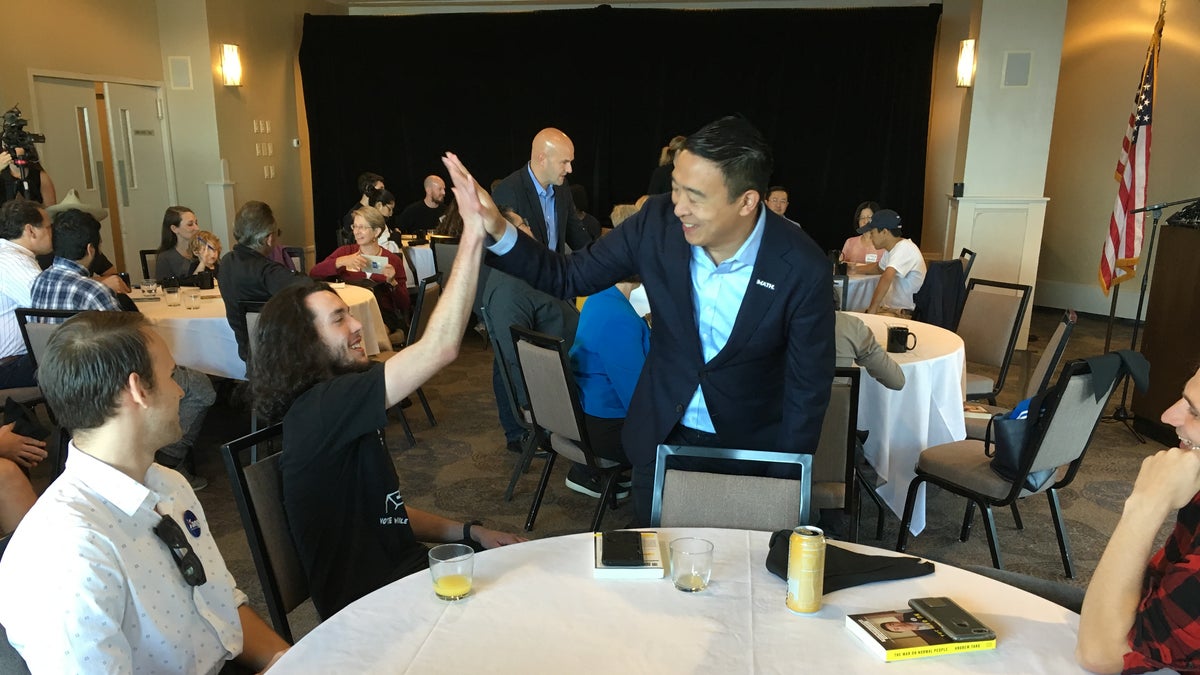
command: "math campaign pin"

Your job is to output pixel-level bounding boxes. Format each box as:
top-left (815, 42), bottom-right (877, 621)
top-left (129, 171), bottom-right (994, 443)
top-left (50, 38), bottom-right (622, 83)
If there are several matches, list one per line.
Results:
top-left (183, 510), bottom-right (201, 538)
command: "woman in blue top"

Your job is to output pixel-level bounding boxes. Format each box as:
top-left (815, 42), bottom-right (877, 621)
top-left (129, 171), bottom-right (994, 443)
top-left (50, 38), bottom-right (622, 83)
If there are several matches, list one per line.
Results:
top-left (565, 276), bottom-right (651, 498)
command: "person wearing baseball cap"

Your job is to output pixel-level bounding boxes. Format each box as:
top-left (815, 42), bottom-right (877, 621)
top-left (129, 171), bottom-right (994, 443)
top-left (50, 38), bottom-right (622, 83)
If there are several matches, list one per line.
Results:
top-left (857, 208), bottom-right (926, 316)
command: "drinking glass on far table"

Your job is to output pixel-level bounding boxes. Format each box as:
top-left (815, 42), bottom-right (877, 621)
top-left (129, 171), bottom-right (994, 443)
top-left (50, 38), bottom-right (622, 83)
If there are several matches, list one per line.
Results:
top-left (141, 279), bottom-right (159, 296)
top-left (165, 287), bottom-right (181, 307)
top-left (670, 537), bottom-right (714, 592)
top-left (184, 290), bottom-right (202, 310)
top-left (428, 543), bottom-right (474, 601)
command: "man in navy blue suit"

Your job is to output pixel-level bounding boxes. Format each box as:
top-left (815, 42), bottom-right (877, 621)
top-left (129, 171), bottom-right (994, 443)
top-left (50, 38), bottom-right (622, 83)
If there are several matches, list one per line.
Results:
top-left (491, 128), bottom-right (593, 252)
top-left (446, 116), bottom-right (835, 524)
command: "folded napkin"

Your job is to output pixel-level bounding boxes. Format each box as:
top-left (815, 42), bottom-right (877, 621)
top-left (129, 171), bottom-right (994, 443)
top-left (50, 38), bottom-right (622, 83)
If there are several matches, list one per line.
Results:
top-left (4, 397), bottom-right (50, 441)
top-left (766, 529), bottom-right (934, 593)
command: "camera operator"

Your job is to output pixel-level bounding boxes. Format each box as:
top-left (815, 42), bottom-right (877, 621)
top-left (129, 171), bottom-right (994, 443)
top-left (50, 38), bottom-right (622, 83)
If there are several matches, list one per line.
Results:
top-left (0, 148), bottom-right (55, 206)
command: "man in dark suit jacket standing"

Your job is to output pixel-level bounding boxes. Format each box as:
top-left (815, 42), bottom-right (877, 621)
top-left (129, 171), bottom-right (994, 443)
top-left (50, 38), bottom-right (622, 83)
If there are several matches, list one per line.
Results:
top-left (445, 116), bottom-right (835, 524)
top-left (491, 128), bottom-right (593, 252)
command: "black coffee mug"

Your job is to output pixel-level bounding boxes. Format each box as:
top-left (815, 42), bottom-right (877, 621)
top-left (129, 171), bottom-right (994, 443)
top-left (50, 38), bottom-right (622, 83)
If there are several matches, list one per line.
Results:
top-left (886, 325), bottom-right (918, 353)
top-left (196, 271), bottom-right (215, 290)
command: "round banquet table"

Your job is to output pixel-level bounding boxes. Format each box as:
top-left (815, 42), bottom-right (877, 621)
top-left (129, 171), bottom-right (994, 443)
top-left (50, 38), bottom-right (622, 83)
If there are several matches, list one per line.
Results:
top-left (269, 528), bottom-right (1085, 674)
top-left (844, 312), bottom-right (966, 534)
top-left (133, 283), bottom-right (391, 380)
top-left (843, 273), bottom-right (881, 312)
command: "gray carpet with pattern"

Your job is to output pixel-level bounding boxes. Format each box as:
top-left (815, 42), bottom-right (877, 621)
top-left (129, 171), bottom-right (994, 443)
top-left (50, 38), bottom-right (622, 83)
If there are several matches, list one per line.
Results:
top-left (149, 308), bottom-right (1177, 640)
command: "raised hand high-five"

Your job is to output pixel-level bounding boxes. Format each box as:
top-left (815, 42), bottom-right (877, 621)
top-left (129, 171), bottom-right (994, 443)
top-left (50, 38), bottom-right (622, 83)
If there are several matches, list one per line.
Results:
top-left (441, 152), bottom-right (507, 241)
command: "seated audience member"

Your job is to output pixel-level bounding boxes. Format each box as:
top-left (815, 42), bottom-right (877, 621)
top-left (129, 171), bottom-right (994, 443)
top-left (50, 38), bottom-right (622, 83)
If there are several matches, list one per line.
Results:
top-left (432, 197), bottom-right (463, 238)
top-left (38, 191), bottom-right (129, 298)
top-left (1076, 367), bottom-right (1200, 674)
top-left (564, 275), bottom-right (649, 498)
top-left (267, 228), bottom-right (299, 273)
top-left (481, 206), bottom-right (579, 454)
top-left (0, 424), bottom-right (41, 533)
top-left (835, 311), bottom-right (904, 390)
top-left (250, 160), bottom-right (525, 619)
top-left (309, 205), bottom-right (410, 329)
top-left (154, 205), bottom-right (200, 280)
top-left (183, 230), bottom-right (221, 284)
top-left (0, 311), bottom-right (289, 673)
top-left (31, 208), bottom-right (217, 489)
top-left (765, 186), bottom-right (789, 217)
top-left (858, 209), bottom-right (926, 317)
top-left (0, 198), bottom-right (51, 388)
top-left (841, 201), bottom-right (886, 265)
top-left (570, 184), bottom-right (602, 241)
top-left (367, 188), bottom-right (402, 253)
top-left (646, 134), bottom-right (686, 195)
top-left (342, 171), bottom-right (385, 235)
top-left (219, 200), bottom-right (305, 363)
top-left (397, 175), bottom-right (446, 235)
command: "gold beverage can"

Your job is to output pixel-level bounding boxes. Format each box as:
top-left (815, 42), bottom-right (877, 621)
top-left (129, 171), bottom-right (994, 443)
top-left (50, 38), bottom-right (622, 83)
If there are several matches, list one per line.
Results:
top-left (785, 525), bottom-right (825, 614)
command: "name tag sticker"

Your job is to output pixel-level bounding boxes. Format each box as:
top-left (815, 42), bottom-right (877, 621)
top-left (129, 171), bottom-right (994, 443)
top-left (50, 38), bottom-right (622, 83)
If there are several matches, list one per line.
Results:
top-left (865, 253), bottom-right (878, 263)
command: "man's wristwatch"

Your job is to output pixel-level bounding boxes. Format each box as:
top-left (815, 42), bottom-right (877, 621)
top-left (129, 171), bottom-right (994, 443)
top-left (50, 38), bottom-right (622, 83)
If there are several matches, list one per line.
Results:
top-left (463, 520), bottom-right (483, 543)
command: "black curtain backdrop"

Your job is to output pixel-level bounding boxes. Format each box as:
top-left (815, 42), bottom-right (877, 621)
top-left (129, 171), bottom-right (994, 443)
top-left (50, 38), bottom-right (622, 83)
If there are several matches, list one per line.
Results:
top-left (299, 5), bottom-right (941, 258)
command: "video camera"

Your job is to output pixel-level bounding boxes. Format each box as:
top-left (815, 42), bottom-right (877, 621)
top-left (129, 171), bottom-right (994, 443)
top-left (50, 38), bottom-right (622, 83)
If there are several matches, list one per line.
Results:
top-left (1, 105), bottom-right (46, 163)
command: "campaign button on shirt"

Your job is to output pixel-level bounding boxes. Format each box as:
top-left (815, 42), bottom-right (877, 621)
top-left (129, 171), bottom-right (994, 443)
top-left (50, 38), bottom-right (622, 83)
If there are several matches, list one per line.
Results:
top-left (183, 510), bottom-right (201, 537)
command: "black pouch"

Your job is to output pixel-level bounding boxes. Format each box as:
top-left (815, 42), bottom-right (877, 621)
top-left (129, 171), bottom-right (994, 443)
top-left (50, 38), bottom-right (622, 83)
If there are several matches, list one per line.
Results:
top-left (4, 397), bottom-right (50, 440)
top-left (765, 529), bottom-right (934, 593)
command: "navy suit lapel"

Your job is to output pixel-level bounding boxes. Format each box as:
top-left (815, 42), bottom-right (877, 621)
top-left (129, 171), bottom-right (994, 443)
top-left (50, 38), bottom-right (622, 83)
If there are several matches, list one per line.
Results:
top-left (708, 220), bottom-right (791, 367)
top-left (662, 216), bottom-right (704, 364)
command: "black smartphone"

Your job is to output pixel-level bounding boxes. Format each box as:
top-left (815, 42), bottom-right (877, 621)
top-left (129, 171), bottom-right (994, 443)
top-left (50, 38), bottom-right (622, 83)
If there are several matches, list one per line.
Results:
top-left (908, 597), bottom-right (996, 641)
top-left (601, 530), bottom-right (644, 566)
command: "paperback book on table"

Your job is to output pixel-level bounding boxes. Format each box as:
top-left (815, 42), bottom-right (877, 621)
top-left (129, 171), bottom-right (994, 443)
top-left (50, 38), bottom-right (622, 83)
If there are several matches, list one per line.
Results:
top-left (592, 531), bottom-right (664, 579)
top-left (963, 403), bottom-right (995, 420)
top-left (845, 609), bottom-right (997, 662)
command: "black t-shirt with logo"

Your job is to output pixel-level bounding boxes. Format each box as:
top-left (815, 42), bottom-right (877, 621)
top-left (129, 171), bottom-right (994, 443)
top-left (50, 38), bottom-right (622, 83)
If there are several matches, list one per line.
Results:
top-left (281, 363), bottom-right (427, 618)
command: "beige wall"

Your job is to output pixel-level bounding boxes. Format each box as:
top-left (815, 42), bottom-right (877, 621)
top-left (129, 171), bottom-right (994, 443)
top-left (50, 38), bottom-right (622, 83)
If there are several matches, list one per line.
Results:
top-left (1038, 0), bottom-right (1200, 317)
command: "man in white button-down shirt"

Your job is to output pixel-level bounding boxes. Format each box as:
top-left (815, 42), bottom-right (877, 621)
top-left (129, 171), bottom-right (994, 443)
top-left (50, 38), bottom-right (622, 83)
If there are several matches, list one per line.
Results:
top-left (0, 311), bottom-right (289, 673)
top-left (0, 198), bottom-right (51, 389)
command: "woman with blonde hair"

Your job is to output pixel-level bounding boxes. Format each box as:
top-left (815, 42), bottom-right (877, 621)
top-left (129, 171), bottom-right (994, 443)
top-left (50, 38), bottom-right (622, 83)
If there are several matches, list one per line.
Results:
top-left (647, 134), bottom-right (686, 195)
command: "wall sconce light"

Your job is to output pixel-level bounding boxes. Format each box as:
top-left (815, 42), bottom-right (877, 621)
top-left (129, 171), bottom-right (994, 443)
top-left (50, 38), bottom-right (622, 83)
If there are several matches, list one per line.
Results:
top-left (221, 44), bottom-right (242, 87)
top-left (957, 39), bottom-right (976, 88)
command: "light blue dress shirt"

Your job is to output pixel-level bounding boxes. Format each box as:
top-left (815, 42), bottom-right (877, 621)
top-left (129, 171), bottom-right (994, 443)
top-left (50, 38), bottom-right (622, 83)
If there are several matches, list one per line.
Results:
top-left (526, 164), bottom-right (558, 251)
top-left (681, 207), bottom-right (767, 432)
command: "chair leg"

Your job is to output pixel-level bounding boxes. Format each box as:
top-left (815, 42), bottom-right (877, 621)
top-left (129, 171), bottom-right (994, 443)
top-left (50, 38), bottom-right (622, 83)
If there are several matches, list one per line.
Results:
top-left (591, 472), bottom-right (620, 532)
top-left (895, 476), bottom-right (925, 552)
top-left (855, 470), bottom-right (887, 540)
top-left (848, 471), bottom-right (861, 544)
top-left (1010, 501), bottom-right (1024, 530)
top-left (416, 386), bottom-right (437, 427)
top-left (395, 407), bottom-right (416, 445)
top-left (1047, 489), bottom-right (1075, 579)
top-left (960, 501), bottom-right (976, 542)
top-left (503, 431), bottom-right (539, 502)
top-left (978, 503), bottom-right (1004, 570)
top-left (524, 451), bottom-right (557, 532)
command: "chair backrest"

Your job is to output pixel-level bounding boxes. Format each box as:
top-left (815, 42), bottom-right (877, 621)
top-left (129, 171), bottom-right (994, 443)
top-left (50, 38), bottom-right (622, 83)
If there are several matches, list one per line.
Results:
top-left (405, 275), bottom-right (441, 346)
top-left (959, 248), bottom-right (977, 282)
top-left (510, 325), bottom-right (587, 446)
top-left (1019, 358), bottom-right (1128, 488)
top-left (651, 445), bottom-right (813, 530)
top-left (15, 308), bottom-right (77, 368)
top-left (428, 235), bottom-right (460, 280)
top-left (240, 301), bottom-right (267, 361)
top-left (1024, 309), bottom-right (1077, 399)
top-left (138, 249), bottom-right (157, 280)
top-left (221, 423), bottom-right (308, 644)
top-left (399, 247), bottom-right (419, 289)
top-left (282, 246), bottom-right (306, 274)
top-left (958, 279), bottom-right (1031, 385)
top-left (832, 274), bottom-right (848, 311)
top-left (811, 367), bottom-right (861, 511)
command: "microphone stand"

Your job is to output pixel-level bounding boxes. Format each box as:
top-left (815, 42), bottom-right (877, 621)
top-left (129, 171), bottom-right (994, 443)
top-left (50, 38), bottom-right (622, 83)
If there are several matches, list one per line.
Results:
top-left (1102, 195), bottom-right (1200, 440)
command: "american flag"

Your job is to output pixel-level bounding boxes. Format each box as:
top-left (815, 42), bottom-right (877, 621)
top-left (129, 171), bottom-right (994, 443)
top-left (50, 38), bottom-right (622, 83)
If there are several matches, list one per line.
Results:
top-left (1099, 11), bottom-right (1164, 294)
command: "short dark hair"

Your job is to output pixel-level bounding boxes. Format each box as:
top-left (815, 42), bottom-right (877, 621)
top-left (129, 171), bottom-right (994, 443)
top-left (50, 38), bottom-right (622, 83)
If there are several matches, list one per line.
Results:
top-left (767, 186), bottom-right (788, 197)
top-left (357, 171), bottom-right (384, 196)
top-left (51, 208), bottom-right (103, 261)
top-left (39, 311), bottom-right (155, 432)
top-left (233, 201), bottom-right (275, 249)
top-left (368, 187), bottom-right (395, 208)
top-left (157, 206), bottom-right (195, 251)
top-left (854, 201), bottom-right (881, 227)
top-left (683, 116), bottom-right (773, 202)
top-left (250, 280), bottom-right (338, 422)
top-left (0, 198), bottom-right (45, 240)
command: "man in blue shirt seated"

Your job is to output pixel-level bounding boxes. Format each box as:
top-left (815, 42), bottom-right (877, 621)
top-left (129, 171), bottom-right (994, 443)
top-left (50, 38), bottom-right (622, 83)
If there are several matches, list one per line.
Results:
top-left (565, 276), bottom-right (651, 498)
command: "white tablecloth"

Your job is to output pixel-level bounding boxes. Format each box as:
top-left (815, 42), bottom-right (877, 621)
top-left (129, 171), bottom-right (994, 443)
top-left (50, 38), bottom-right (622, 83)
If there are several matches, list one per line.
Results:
top-left (846, 312), bottom-right (966, 534)
top-left (844, 273), bottom-right (880, 312)
top-left (271, 528), bottom-right (1084, 674)
top-left (135, 284), bottom-right (390, 380)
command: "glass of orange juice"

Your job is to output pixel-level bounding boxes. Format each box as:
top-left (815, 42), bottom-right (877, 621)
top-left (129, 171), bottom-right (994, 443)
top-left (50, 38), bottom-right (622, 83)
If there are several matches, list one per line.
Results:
top-left (428, 543), bottom-right (474, 601)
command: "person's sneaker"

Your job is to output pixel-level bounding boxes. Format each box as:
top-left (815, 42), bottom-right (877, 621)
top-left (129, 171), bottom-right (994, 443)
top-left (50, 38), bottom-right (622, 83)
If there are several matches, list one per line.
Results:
top-left (177, 466), bottom-right (209, 492)
top-left (565, 465), bottom-right (629, 500)
top-left (618, 470), bottom-right (633, 490)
